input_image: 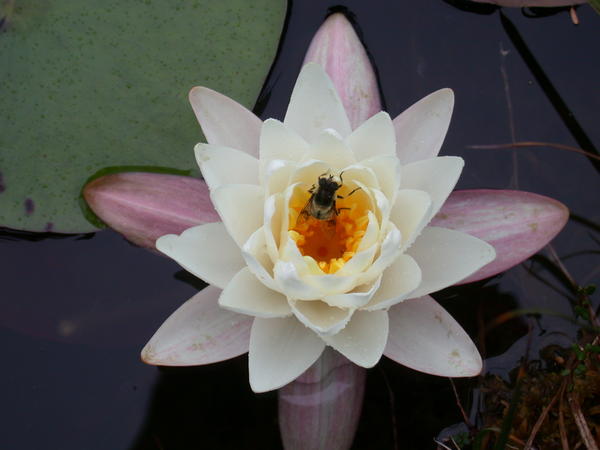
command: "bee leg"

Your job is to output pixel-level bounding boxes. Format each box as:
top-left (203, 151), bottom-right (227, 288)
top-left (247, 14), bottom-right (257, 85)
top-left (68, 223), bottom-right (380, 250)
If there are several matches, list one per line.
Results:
top-left (336, 207), bottom-right (351, 215)
top-left (337, 187), bottom-right (362, 199)
top-left (308, 184), bottom-right (316, 194)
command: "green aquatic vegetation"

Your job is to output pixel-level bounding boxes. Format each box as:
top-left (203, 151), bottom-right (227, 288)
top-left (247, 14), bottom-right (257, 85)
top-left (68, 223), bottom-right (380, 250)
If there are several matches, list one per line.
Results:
top-left (0, 0), bottom-right (286, 232)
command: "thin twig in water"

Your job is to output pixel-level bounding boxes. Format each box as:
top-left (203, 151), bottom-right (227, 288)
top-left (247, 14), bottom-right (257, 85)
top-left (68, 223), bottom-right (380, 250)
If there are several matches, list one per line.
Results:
top-left (547, 244), bottom-right (576, 288)
top-left (467, 141), bottom-right (600, 161)
top-left (523, 378), bottom-right (566, 449)
top-left (449, 378), bottom-right (472, 428)
top-left (433, 438), bottom-right (453, 450)
top-left (568, 394), bottom-right (600, 450)
top-left (499, 42), bottom-right (519, 189)
top-left (559, 384), bottom-right (570, 450)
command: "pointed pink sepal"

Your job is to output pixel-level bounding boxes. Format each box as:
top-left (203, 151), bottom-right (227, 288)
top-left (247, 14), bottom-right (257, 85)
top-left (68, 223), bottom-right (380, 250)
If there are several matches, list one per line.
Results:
top-left (141, 286), bottom-right (252, 366)
top-left (432, 189), bottom-right (569, 284)
top-left (83, 172), bottom-right (219, 250)
top-left (303, 13), bottom-right (381, 129)
top-left (278, 348), bottom-right (366, 450)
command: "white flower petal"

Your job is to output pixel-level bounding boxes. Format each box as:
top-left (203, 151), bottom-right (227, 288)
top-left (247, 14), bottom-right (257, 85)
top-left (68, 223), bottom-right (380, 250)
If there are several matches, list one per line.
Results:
top-left (389, 189), bottom-right (432, 252)
top-left (211, 184), bottom-right (264, 247)
top-left (219, 268), bottom-right (291, 318)
top-left (304, 128), bottom-right (356, 169)
top-left (338, 164), bottom-right (379, 191)
top-left (406, 227), bottom-right (496, 298)
top-left (189, 86), bottom-right (262, 156)
top-left (372, 188), bottom-right (391, 231)
top-left (242, 227), bottom-right (280, 292)
top-left (322, 310), bottom-right (388, 368)
top-left (194, 143), bottom-right (259, 191)
top-left (304, 272), bottom-right (358, 296)
top-left (290, 300), bottom-right (353, 336)
top-left (360, 155), bottom-right (401, 202)
top-left (263, 193), bottom-right (284, 263)
top-left (363, 255), bottom-right (421, 311)
top-left (284, 63), bottom-right (352, 143)
top-left (260, 119), bottom-right (309, 167)
top-left (324, 276), bottom-right (382, 309)
top-left (346, 111), bottom-right (396, 161)
top-left (249, 317), bottom-right (325, 392)
top-left (289, 160), bottom-right (331, 186)
top-left (357, 224), bottom-right (402, 285)
top-left (335, 244), bottom-right (377, 276)
top-left (401, 156), bottom-right (463, 222)
top-left (279, 234), bottom-right (309, 267)
top-left (156, 223), bottom-right (245, 289)
top-left (384, 295), bottom-right (481, 376)
top-left (142, 286), bottom-right (252, 365)
top-left (274, 260), bottom-right (324, 300)
top-left (393, 88), bottom-right (454, 164)
top-left (357, 210), bottom-right (380, 252)
top-left (265, 159), bottom-right (296, 196)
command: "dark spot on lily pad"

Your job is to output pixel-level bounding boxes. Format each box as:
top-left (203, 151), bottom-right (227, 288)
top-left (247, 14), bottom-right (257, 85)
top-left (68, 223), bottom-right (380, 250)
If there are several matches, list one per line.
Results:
top-left (0, 0), bottom-right (14, 33)
top-left (0, 171), bottom-right (5, 193)
top-left (24, 198), bottom-right (35, 216)
top-left (44, 222), bottom-right (54, 232)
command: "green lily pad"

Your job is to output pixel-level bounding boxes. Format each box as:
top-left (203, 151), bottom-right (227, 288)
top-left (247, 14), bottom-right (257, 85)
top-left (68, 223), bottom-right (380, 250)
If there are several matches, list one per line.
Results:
top-left (0, 0), bottom-right (285, 232)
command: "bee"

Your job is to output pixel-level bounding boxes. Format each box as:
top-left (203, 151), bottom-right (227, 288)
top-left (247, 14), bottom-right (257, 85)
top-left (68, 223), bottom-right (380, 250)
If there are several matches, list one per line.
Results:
top-left (300, 171), bottom-right (361, 221)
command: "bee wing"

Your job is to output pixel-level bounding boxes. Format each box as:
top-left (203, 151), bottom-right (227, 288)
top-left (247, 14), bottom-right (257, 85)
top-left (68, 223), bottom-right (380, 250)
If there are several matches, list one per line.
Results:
top-left (296, 196), bottom-right (314, 226)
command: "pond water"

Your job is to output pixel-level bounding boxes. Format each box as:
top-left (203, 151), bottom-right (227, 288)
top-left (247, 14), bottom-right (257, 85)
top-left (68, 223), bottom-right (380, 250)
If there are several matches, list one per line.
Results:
top-left (1, 1), bottom-right (599, 449)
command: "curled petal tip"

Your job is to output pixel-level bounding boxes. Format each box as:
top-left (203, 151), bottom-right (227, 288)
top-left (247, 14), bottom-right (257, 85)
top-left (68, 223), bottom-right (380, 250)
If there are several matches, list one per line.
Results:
top-left (83, 172), bottom-right (219, 250)
top-left (303, 12), bottom-right (381, 128)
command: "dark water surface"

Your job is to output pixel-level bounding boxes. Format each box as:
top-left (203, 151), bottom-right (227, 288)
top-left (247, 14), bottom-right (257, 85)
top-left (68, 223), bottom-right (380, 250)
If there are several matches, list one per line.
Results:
top-left (1, 1), bottom-right (599, 449)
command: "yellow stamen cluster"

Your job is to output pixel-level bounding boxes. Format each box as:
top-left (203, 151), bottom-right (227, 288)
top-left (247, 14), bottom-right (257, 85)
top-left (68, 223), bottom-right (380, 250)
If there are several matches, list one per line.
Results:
top-left (288, 191), bottom-right (369, 274)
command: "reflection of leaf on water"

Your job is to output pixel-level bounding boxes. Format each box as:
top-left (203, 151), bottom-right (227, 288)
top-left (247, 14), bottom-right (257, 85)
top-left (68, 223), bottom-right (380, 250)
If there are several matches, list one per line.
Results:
top-left (441, 0), bottom-right (500, 14)
top-left (0, 226), bottom-right (93, 242)
top-left (173, 270), bottom-right (207, 292)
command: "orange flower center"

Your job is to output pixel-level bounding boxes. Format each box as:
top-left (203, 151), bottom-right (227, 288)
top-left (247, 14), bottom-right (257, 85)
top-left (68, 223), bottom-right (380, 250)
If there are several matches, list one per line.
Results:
top-left (288, 185), bottom-right (369, 274)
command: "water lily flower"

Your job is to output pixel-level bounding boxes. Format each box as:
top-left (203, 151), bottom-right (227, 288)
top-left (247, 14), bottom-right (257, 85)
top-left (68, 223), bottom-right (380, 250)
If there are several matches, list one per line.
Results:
top-left (142, 60), bottom-right (499, 393)
top-left (83, 11), bottom-right (569, 448)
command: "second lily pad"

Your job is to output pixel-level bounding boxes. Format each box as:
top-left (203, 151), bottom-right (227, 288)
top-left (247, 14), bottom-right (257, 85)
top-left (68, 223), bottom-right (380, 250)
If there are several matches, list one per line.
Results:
top-left (0, 0), bottom-right (286, 232)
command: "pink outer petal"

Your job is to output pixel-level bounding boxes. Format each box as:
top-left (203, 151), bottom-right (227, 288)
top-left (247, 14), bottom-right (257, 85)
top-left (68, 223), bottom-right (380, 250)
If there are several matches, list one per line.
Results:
top-left (278, 348), bottom-right (366, 450)
top-left (472, 0), bottom-right (586, 6)
top-left (189, 86), bottom-right (262, 156)
top-left (432, 189), bottom-right (569, 284)
top-left (141, 286), bottom-right (252, 366)
top-left (84, 173), bottom-right (218, 250)
top-left (303, 13), bottom-right (381, 129)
